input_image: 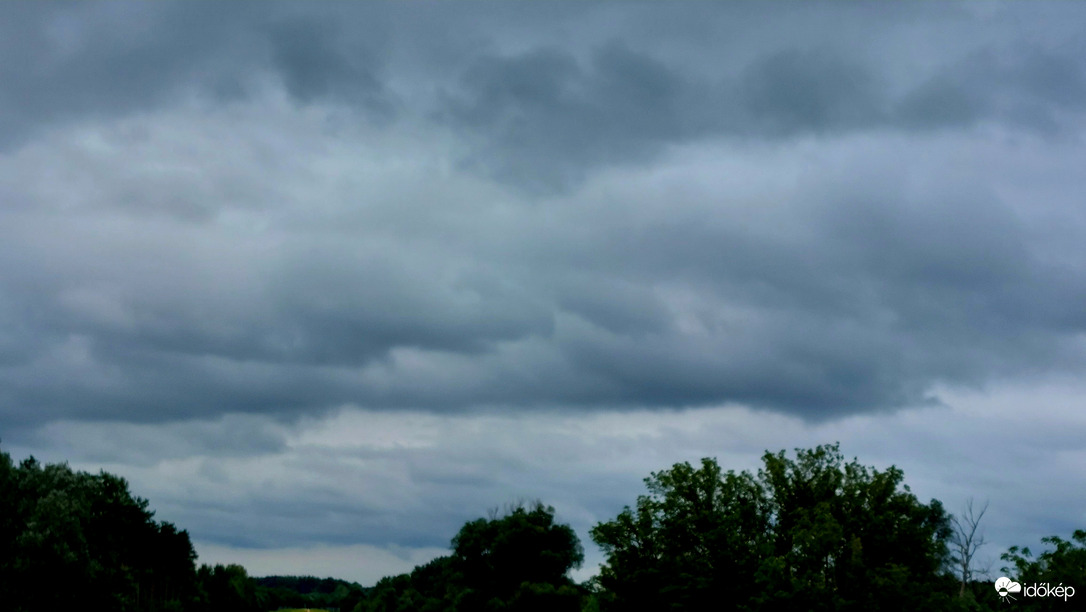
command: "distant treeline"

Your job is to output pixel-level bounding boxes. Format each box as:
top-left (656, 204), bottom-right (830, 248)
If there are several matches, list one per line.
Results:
top-left (255, 574), bottom-right (366, 610)
top-left (2, 443), bottom-right (1083, 611)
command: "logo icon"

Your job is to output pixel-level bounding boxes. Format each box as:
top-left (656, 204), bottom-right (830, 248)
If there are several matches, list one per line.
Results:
top-left (995, 577), bottom-right (1022, 602)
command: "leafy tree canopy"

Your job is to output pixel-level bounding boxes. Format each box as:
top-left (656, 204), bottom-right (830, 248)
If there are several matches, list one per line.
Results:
top-left (1000, 529), bottom-right (1086, 611)
top-left (7, 441), bottom-right (1085, 612)
top-left (364, 500), bottom-right (585, 612)
top-left (0, 445), bottom-right (198, 612)
top-left (590, 443), bottom-right (953, 611)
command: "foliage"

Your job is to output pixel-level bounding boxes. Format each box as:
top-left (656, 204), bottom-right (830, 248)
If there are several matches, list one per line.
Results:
top-left (363, 501), bottom-right (585, 612)
top-left (590, 443), bottom-right (955, 611)
top-left (6, 441), bottom-right (1085, 612)
top-left (252, 574), bottom-right (367, 611)
top-left (0, 446), bottom-right (199, 612)
top-left (195, 563), bottom-right (264, 612)
top-left (999, 529), bottom-right (1086, 611)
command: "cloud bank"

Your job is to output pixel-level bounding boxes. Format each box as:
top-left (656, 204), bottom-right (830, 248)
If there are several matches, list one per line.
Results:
top-left (2, 2), bottom-right (1085, 584)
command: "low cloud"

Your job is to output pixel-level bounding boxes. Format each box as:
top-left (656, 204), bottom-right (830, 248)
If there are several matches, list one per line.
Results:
top-left (11, 380), bottom-right (1084, 584)
top-left (2, 100), bottom-right (1086, 428)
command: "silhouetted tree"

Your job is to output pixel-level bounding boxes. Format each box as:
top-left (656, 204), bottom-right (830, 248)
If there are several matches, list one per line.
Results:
top-left (591, 443), bottom-right (954, 611)
top-left (364, 501), bottom-right (584, 612)
top-left (0, 446), bottom-right (199, 612)
top-left (452, 500), bottom-right (584, 611)
top-left (1001, 529), bottom-right (1086, 611)
top-left (196, 563), bottom-right (264, 612)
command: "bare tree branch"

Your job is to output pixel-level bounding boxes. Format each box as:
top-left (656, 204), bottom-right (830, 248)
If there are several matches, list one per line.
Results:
top-left (950, 498), bottom-right (989, 597)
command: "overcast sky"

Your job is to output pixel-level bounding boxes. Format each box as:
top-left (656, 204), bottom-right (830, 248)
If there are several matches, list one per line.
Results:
top-left (3, 2), bottom-right (1086, 585)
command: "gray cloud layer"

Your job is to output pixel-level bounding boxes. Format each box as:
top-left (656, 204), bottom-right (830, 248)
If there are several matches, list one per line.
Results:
top-left (18, 384), bottom-right (1086, 583)
top-left (2, 3), bottom-right (1086, 432)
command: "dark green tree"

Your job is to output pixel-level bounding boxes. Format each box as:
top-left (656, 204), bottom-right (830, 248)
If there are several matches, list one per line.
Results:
top-left (591, 443), bottom-right (954, 611)
top-left (254, 574), bottom-right (367, 610)
top-left (452, 501), bottom-right (584, 611)
top-left (196, 563), bottom-right (264, 612)
top-left (1000, 529), bottom-right (1086, 611)
top-left (590, 458), bottom-right (771, 610)
top-left (364, 501), bottom-right (584, 612)
top-left (0, 446), bottom-right (199, 612)
top-left (362, 555), bottom-right (462, 612)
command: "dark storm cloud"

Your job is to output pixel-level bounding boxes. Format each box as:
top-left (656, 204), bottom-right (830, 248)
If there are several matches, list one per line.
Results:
top-left (443, 33), bottom-right (1086, 192)
top-left (0, 3), bottom-right (245, 147)
top-left (2, 3), bottom-right (1086, 433)
top-left (266, 17), bottom-right (392, 115)
top-left (740, 48), bottom-right (886, 136)
top-left (897, 43), bottom-right (1086, 132)
top-left (441, 42), bottom-right (709, 192)
top-left (9, 131), bottom-right (1085, 428)
top-left (0, 3), bottom-right (394, 150)
top-left (6, 3), bottom-right (1083, 180)
top-left (435, 4), bottom-right (1086, 192)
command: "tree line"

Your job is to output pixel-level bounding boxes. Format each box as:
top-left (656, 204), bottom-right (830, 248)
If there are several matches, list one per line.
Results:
top-left (1, 442), bottom-right (1082, 611)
